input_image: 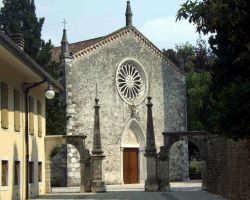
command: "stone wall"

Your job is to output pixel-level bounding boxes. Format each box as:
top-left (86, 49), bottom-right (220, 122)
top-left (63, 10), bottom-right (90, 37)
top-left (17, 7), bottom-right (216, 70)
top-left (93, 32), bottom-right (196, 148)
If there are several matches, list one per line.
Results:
top-left (204, 137), bottom-right (250, 200)
top-left (62, 29), bottom-right (188, 185)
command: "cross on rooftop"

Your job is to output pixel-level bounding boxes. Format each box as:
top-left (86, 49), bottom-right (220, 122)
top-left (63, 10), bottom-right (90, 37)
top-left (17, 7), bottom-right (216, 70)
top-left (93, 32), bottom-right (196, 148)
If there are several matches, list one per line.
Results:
top-left (62, 19), bottom-right (67, 29)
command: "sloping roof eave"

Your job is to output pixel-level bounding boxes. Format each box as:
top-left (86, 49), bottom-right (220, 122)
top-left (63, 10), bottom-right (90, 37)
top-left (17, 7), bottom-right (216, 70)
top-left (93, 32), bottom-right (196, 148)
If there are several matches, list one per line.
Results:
top-left (0, 31), bottom-right (64, 91)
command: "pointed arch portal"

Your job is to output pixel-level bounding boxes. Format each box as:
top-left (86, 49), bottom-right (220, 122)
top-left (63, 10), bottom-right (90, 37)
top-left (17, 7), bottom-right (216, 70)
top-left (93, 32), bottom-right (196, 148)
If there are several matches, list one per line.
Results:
top-left (120, 119), bottom-right (146, 184)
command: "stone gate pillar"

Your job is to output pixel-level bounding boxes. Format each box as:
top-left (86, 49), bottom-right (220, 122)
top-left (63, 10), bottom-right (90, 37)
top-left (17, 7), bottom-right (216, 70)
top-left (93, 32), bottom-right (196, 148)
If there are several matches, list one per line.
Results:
top-left (144, 97), bottom-right (158, 191)
top-left (45, 162), bottom-right (51, 193)
top-left (157, 146), bottom-right (170, 192)
top-left (80, 150), bottom-right (91, 193)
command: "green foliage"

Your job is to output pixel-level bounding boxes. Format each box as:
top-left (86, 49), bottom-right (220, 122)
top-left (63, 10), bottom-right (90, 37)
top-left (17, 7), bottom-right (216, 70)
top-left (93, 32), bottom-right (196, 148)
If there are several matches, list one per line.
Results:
top-left (177, 0), bottom-right (250, 138)
top-left (0, 0), bottom-right (67, 135)
top-left (36, 40), bottom-right (68, 135)
top-left (0, 0), bottom-right (44, 60)
top-left (187, 71), bottom-right (212, 130)
top-left (206, 82), bottom-right (250, 139)
top-left (176, 42), bottom-right (195, 72)
top-left (45, 94), bottom-right (68, 135)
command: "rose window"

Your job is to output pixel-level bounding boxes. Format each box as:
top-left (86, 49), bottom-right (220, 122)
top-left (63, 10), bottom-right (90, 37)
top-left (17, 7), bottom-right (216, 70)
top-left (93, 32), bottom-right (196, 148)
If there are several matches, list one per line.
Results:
top-left (116, 61), bottom-right (145, 104)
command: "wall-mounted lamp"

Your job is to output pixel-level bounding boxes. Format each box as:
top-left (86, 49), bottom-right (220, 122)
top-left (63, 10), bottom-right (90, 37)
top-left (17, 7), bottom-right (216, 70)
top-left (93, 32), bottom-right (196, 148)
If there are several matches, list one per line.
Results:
top-left (45, 84), bottom-right (55, 99)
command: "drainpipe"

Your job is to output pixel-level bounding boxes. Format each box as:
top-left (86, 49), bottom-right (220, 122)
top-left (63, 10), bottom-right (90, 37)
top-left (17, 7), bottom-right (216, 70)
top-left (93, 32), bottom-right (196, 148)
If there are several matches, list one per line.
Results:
top-left (24, 79), bottom-right (47, 199)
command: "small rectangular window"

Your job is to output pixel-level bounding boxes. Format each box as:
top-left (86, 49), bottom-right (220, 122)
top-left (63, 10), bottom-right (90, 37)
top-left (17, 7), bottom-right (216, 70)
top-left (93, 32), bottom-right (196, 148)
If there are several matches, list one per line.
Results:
top-left (14, 161), bottom-right (20, 185)
top-left (29, 162), bottom-right (34, 183)
top-left (37, 101), bottom-right (42, 137)
top-left (38, 162), bottom-right (42, 182)
top-left (1, 160), bottom-right (8, 186)
top-left (1, 82), bottom-right (9, 129)
top-left (29, 97), bottom-right (34, 135)
top-left (14, 89), bottom-right (21, 132)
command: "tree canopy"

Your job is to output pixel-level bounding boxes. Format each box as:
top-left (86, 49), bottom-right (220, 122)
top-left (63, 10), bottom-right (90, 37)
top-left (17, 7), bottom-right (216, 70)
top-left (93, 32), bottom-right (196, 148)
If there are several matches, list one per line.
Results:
top-left (0, 0), bottom-right (67, 135)
top-left (0, 0), bottom-right (44, 60)
top-left (177, 0), bottom-right (250, 138)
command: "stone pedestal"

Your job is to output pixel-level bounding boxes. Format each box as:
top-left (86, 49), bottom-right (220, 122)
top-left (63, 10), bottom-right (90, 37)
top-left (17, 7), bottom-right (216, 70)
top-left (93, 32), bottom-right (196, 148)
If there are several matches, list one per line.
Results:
top-left (145, 156), bottom-right (158, 191)
top-left (91, 154), bottom-right (106, 192)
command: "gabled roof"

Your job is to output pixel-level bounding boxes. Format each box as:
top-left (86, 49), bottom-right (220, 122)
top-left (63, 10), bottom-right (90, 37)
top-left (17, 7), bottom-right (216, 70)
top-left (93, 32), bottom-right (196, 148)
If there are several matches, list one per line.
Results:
top-left (52, 26), bottom-right (183, 74)
top-left (51, 36), bottom-right (105, 63)
top-left (0, 31), bottom-right (64, 91)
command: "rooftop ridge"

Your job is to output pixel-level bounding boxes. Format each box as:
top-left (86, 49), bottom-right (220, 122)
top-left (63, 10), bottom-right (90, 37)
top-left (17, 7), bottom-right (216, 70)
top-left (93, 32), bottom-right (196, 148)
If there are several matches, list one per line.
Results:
top-left (51, 26), bottom-right (184, 75)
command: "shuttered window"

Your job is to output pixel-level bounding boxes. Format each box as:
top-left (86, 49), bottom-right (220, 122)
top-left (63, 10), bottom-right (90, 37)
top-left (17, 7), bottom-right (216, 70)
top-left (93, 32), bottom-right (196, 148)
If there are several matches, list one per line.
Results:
top-left (29, 96), bottom-right (34, 135)
top-left (14, 161), bottom-right (20, 185)
top-left (38, 162), bottom-right (42, 182)
top-left (14, 89), bottom-right (21, 132)
top-left (29, 162), bottom-right (34, 183)
top-left (1, 82), bottom-right (9, 129)
top-left (37, 100), bottom-right (42, 137)
top-left (1, 160), bottom-right (8, 186)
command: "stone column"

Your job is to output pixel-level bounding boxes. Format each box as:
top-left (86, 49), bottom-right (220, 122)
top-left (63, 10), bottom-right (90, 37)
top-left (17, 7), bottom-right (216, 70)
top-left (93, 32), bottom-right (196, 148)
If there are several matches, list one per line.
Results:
top-left (144, 97), bottom-right (159, 191)
top-left (91, 98), bottom-right (106, 192)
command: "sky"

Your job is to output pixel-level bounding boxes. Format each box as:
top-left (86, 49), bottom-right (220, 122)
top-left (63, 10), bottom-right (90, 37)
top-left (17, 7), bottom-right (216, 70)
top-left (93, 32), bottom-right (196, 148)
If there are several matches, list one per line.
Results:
top-left (0, 0), bottom-right (206, 49)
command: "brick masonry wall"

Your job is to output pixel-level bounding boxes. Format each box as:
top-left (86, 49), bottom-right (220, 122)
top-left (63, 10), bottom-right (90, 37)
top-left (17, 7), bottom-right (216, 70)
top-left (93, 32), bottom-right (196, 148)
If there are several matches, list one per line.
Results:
top-left (204, 137), bottom-right (250, 200)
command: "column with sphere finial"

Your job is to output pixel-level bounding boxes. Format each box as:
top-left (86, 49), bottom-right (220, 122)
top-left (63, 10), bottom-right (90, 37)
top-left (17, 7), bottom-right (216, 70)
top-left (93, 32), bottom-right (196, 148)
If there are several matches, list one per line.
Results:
top-left (91, 97), bottom-right (106, 192)
top-left (144, 96), bottom-right (159, 191)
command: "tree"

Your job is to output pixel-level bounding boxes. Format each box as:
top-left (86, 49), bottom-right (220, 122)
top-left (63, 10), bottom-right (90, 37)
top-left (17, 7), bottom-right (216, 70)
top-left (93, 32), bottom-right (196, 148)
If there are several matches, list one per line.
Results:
top-left (36, 40), bottom-right (68, 135)
top-left (0, 0), bottom-right (44, 60)
top-left (177, 0), bottom-right (250, 138)
top-left (0, 0), bottom-right (67, 135)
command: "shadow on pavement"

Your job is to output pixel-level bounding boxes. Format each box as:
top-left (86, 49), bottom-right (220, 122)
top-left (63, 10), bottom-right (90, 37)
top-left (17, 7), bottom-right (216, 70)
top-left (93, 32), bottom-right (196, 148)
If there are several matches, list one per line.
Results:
top-left (31, 191), bottom-right (169, 200)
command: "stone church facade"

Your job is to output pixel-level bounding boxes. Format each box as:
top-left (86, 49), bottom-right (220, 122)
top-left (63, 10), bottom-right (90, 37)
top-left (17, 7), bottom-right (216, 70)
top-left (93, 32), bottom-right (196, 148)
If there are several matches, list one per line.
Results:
top-left (52, 1), bottom-right (189, 185)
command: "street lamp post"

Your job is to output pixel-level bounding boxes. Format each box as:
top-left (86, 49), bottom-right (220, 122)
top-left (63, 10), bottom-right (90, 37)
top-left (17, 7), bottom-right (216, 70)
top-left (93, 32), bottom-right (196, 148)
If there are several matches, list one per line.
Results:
top-left (24, 79), bottom-right (55, 200)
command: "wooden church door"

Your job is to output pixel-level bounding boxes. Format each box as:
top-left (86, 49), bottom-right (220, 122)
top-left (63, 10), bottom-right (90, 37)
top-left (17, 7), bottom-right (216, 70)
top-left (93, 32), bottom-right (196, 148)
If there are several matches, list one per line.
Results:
top-left (123, 148), bottom-right (139, 184)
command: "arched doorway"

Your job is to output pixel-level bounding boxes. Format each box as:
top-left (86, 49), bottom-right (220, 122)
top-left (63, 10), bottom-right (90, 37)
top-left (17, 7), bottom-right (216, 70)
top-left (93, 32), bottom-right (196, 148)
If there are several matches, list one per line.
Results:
top-left (44, 135), bottom-right (91, 193)
top-left (159, 131), bottom-right (208, 191)
top-left (120, 119), bottom-right (146, 184)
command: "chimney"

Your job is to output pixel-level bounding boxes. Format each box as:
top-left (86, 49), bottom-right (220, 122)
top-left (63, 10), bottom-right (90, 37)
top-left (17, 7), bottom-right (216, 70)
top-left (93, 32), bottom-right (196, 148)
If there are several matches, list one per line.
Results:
top-left (11, 33), bottom-right (25, 50)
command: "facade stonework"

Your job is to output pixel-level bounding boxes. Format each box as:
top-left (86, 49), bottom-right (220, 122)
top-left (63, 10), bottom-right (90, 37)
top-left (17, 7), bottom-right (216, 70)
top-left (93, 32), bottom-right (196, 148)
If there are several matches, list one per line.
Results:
top-left (55, 26), bottom-right (188, 185)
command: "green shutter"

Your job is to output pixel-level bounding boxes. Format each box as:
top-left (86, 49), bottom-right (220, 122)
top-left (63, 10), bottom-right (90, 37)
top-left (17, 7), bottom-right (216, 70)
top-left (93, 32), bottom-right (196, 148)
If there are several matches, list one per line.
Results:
top-left (1, 82), bottom-right (9, 129)
top-left (14, 89), bottom-right (21, 132)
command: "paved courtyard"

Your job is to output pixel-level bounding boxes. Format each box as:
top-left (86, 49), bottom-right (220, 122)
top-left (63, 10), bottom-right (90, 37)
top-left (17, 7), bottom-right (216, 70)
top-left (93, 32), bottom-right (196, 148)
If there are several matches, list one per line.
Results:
top-left (32, 181), bottom-right (229, 200)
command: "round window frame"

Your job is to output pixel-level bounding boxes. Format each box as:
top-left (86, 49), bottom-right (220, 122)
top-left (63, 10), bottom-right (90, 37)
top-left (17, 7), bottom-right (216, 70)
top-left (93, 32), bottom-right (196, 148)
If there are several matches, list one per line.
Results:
top-left (116, 59), bottom-right (147, 105)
